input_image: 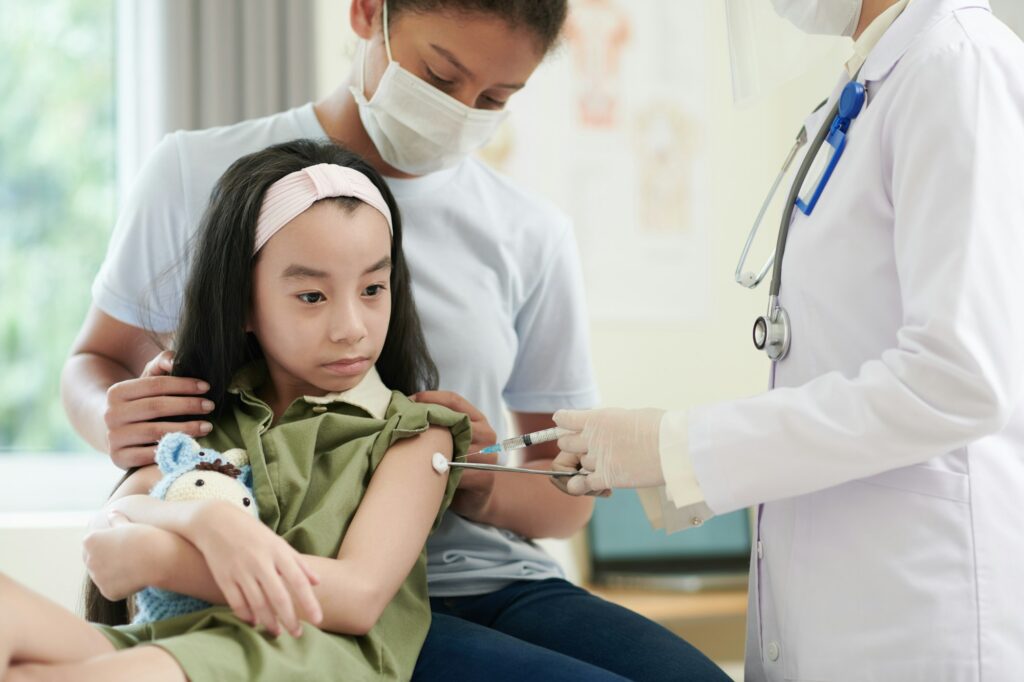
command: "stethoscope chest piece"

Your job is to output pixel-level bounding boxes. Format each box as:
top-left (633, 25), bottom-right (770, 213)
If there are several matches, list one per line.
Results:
top-left (753, 296), bottom-right (791, 361)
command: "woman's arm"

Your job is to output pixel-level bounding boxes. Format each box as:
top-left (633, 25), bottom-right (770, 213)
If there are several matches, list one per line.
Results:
top-left (479, 411), bottom-right (595, 538)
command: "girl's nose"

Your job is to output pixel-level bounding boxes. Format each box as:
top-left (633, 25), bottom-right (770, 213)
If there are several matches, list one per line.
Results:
top-left (328, 300), bottom-right (367, 344)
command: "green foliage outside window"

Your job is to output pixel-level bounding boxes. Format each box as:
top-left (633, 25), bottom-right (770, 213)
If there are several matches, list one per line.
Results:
top-left (0, 0), bottom-right (115, 452)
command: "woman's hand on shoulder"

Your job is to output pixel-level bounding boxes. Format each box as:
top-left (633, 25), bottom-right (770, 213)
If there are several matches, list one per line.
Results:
top-left (104, 350), bottom-right (216, 469)
top-left (189, 500), bottom-right (323, 638)
top-left (410, 390), bottom-right (496, 521)
top-left (410, 390), bottom-right (496, 450)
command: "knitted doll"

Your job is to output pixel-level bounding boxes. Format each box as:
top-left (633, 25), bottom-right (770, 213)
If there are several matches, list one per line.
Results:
top-left (131, 432), bottom-right (258, 624)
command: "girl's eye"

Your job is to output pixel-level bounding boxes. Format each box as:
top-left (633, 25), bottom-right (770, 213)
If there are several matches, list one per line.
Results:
top-left (363, 284), bottom-right (386, 297)
top-left (298, 292), bottom-right (325, 304)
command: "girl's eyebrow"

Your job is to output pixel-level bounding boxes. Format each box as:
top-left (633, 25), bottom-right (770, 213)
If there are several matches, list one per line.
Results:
top-left (281, 264), bottom-right (329, 279)
top-left (365, 257), bottom-right (393, 275)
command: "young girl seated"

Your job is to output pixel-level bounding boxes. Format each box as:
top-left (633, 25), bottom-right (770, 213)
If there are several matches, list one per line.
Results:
top-left (0, 139), bottom-right (470, 682)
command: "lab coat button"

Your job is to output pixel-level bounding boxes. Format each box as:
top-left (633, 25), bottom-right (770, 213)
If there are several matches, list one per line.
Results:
top-left (766, 641), bottom-right (780, 662)
top-left (757, 540), bottom-right (764, 559)
top-left (690, 516), bottom-right (704, 527)
top-left (312, 405), bottom-right (328, 414)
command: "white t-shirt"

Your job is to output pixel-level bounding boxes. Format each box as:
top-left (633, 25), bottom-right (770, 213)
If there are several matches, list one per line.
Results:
top-left (92, 104), bottom-right (600, 596)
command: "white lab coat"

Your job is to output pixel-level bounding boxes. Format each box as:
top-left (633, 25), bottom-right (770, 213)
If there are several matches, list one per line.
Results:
top-left (657, 1), bottom-right (1024, 679)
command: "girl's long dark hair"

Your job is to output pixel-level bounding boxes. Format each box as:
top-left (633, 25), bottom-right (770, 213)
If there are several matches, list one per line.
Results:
top-left (85, 139), bottom-right (437, 624)
top-left (174, 138), bottom-right (438, 416)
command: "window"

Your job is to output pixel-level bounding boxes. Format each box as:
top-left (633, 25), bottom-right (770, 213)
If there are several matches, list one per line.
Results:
top-left (0, 0), bottom-right (115, 456)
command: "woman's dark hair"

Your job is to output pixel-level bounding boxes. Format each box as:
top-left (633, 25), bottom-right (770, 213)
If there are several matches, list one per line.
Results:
top-left (389, 0), bottom-right (569, 54)
top-left (173, 138), bottom-right (438, 421)
top-left (84, 139), bottom-right (437, 625)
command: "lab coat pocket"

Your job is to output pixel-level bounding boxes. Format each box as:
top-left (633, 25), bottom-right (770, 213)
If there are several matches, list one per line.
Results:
top-left (858, 463), bottom-right (969, 502)
top-left (787, 468), bottom-right (978, 681)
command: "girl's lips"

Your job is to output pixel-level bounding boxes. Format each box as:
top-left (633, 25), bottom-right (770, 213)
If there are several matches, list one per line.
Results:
top-left (322, 358), bottom-right (371, 376)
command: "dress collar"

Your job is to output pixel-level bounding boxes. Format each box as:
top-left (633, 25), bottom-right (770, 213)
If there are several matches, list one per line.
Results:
top-left (229, 363), bottom-right (393, 419)
top-left (299, 367), bottom-right (392, 420)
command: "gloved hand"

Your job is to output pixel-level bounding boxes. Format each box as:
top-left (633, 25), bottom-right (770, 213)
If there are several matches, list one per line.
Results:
top-left (551, 408), bottom-right (666, 496)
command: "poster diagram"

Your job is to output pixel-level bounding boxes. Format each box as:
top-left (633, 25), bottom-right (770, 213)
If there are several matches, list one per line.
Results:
top-left (480, 0), bottom-right (710, 322)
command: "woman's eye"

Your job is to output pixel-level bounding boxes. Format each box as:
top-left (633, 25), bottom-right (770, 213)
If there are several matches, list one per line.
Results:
top-left (363, 284), bottom-right (386, 297)
top-left (426, 66), bottom-right (455, 87)
top-left (298, 292), bottom-right (325, 304)
top-left (480, 94), bottom-right (507, 109)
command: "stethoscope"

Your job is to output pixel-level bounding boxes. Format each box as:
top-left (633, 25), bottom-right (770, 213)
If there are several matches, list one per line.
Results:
top-left (735, 76), bottom-right (867, 361)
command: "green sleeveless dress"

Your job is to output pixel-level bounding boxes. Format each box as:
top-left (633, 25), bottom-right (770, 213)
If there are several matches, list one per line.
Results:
top-left (96, 364), bottom-right (470, 681)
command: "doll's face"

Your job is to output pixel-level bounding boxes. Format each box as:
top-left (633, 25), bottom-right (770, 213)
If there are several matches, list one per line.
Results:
top-left (249, 200), bottom-right (392, 405)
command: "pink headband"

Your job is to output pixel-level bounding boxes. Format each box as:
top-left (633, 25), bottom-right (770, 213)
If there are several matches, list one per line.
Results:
top-left (253, 163), bottom-right (393, 254)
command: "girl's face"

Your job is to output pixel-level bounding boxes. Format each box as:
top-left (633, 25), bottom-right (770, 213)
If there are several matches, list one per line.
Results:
top-left (355, 4), bottom-right (547, 111)
top-left (249, 200), bottom-right (393, 404)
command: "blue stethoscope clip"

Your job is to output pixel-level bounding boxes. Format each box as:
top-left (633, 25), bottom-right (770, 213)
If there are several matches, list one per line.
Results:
top-left (794, 81), bottom-right (867, 216)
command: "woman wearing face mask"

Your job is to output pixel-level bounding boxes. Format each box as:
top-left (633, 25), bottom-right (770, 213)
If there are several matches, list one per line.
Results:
top-left (553, 0), bottom-right (1024, 679)
top-left (61, 0), bottom-right (728, 679)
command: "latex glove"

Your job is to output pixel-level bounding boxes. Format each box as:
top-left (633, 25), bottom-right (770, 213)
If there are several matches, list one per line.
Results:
top-left (552, 408), bottom-right (666, 496)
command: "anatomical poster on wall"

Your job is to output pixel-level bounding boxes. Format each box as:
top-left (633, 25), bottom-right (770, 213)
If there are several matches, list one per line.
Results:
top-left (479, 0), bottom-right (711, 322)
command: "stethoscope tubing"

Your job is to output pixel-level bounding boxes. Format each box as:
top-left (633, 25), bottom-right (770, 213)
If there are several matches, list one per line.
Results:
top-left (769, 94), bottom-right (844, 298)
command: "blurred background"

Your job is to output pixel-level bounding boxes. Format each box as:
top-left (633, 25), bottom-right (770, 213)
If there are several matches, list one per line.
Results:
top-left (2, 1), bottom-right (1021, 676)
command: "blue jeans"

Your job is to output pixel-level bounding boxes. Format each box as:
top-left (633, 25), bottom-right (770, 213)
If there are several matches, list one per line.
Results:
top-left (412, 579), bottom-right (731, 681)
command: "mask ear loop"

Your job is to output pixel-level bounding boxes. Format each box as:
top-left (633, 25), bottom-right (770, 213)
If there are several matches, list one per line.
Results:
top-left (360, 0), bottom-right (394, 97)
top-left (382, 0), bottom-right (394, 61)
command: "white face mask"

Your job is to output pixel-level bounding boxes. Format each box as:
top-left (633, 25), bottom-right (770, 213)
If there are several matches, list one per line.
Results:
top-left (771, 0), bottom-right (863, 36)
top-left (348, 1), bottom-right (508, 175)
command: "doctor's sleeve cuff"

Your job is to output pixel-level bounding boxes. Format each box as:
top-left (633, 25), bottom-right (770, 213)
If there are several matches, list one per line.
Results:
top-left (634, 410), bottom-right (716, 535)
top-left (636, 488), bottom-right (716, 535)
top-left (659, 409), bottom-right (705, 508)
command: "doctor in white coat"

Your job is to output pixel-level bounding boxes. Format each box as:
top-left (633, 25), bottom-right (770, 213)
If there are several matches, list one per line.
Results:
top-left (554, 0), bottom-right (1024, 679)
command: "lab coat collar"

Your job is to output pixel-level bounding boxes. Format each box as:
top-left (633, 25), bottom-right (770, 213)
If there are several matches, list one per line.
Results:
top-left (859, 0), bottom-right (991, 82)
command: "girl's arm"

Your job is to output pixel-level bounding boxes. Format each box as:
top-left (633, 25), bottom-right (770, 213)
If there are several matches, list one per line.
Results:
top-left (303, 424), bottom-right (454, 635)
top-left (90, 426), bottom-right (454, 636)
top-left (87, 466), bottom-right (320, 638)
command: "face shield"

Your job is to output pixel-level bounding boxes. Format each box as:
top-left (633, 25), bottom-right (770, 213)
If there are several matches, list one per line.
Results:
top-left (725, 0), bottom-right (850, 106)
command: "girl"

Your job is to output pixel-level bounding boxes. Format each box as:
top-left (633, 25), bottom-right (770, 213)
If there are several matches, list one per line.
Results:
top-left (62, 1), bottom-right (727, 678)
top-left (1, 139), bottom-right (471, 681)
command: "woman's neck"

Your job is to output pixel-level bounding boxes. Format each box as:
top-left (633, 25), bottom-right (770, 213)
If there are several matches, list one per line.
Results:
top-left (852, 0), bottom-right (901, 39)
top-left (312, 70), bottom-right (418, 180)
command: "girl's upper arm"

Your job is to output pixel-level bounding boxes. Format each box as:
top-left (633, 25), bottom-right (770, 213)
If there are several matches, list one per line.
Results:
top-left (335, 426), bottom-right (454, 603)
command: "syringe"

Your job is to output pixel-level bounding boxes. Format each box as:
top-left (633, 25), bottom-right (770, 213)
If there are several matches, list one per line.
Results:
top-left (472, 426), bottom-right (573, 456)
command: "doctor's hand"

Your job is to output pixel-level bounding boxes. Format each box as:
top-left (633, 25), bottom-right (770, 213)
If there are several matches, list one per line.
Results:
top-left (551, 408), bottom-right (666, 496)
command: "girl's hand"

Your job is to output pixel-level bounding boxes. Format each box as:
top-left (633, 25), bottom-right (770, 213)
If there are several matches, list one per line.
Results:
top-left (105, 350), bottom-right (216, 469)
top-left (83, 523), bottom-right (161, 600)
top-left (190, 500), bottom-right (323, 638)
